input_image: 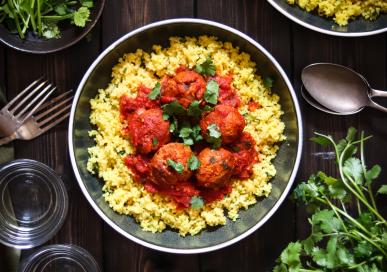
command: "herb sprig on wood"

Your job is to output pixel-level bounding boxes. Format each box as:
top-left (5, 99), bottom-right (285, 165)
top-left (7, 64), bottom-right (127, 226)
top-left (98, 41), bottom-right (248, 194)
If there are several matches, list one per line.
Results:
top-left (274, 128), bottom-right (387, 272)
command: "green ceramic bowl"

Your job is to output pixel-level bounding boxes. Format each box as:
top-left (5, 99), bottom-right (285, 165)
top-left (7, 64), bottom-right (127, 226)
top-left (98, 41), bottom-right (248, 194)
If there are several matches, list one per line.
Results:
top-left (68, 19), bottom-right (303, 253)
top-left (268, 0), bottom-right (387, 37)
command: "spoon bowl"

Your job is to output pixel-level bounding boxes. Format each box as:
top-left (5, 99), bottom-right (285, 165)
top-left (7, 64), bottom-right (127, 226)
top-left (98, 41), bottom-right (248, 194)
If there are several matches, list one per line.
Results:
top-left (301, 63), bottom-right (387, 115)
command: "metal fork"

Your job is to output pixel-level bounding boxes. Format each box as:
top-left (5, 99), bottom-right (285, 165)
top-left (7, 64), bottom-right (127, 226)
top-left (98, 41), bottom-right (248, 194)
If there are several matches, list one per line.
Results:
top-left (0, 78), bottom-right (56, 137)
top-left (0, 91), bottom-right (73, 146)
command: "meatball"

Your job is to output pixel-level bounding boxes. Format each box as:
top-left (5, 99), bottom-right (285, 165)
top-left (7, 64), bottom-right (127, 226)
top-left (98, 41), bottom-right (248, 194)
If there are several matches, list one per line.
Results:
top-left (161, 69), bottom-right (206, 108)
top-left (151, 143), bottom-right (193, 187)
top-left (195, 148), bottom-right (235, 188)
top-left (200, 105), bottom-right (245, 144)
top-left (127, 108), bottom-right (170, 154)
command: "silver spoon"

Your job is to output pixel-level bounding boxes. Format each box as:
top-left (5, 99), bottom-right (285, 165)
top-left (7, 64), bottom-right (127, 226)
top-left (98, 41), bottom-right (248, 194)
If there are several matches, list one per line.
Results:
top-left (301, 63), bottom-right (387, 115)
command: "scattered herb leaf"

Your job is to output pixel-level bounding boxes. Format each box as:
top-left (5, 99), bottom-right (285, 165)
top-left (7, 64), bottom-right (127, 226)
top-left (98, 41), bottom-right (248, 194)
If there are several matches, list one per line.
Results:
top-left (263, 76), bottom-right (274, 89)
top-left (204, 80), bottom-right (219, 105)
top-left (195, 58), bottom-right (216, 76)
top-left (190, 196), bottom-right (204, 209)
top-left (188, 155), bottom-right (200, 170)
top-left (148, 82), bottom-right (161, 100)
top-left (167, 159), bottom-right (184, 174)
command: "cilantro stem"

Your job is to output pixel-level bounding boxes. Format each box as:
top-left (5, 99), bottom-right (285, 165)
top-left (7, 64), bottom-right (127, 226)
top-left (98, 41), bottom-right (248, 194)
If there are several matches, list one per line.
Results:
top-left (360, 131), bottom-right (378, 212)
top-left (352, 229), bottom-right (387, 258)
top-left (339, 144), bottom-right (387, 227)
top-left (37, 0), bottom-right (42, 36)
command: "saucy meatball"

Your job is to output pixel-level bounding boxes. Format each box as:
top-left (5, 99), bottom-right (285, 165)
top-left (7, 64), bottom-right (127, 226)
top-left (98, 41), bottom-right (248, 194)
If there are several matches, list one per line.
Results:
top-left (127, 108), bottom-right (170, 154)
top-left (230, 132), bottom-right (258, 179)
top-left (195, 148), bottom-right (235, 188)
top-left (161, 69), bottom-right (206, 108)
top-left (151, 143), bottom-right (193, 187)
top-left (200, 105), bottom-right (245, 144)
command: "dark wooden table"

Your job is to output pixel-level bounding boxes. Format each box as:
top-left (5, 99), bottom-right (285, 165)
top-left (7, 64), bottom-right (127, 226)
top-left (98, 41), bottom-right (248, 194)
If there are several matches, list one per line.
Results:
top-left (0, 1), bottom-right (386, 271)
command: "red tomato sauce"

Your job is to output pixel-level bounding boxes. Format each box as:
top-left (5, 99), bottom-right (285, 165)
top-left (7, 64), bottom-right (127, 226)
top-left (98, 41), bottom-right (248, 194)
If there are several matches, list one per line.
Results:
top-left (120, 66), bottom-right (259, 209)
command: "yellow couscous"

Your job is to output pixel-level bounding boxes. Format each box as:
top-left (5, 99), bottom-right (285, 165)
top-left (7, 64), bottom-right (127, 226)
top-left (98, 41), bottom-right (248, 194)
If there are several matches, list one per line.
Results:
top-left (287, 0), bottom-right (387, 26)
top-left (87, 36), bottom-right (285, 236)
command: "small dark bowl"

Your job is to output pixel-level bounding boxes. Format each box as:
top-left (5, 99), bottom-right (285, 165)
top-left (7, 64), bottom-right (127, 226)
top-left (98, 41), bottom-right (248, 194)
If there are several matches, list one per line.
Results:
top-left (0, 0), bottom-right (105, 54)
top-left (268, 0), bottom-right (387, 37)
top-left (68, 19), bottom-right (303, 253)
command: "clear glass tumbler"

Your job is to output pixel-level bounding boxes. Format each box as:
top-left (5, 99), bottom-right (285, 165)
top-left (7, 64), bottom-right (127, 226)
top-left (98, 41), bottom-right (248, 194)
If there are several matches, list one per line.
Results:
top-left (0, 159), bottom-right (68, 248)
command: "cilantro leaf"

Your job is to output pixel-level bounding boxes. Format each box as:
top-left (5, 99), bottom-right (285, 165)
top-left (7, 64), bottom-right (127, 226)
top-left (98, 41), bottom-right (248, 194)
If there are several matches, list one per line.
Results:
top-left (80, 0), bottom-right (94, 8)
top-left (343, 157), bottom-right (363, 184)
top-left (187, 100), bottom-right (202, 118)
top-left (311, 210), bottom-right (341, 234)
top-left (206, 123), bottom-right (222, 148)
top-left (310, 135), bottom-right (331, 146)
top-left (279, 242), bottom-right (302, 268)
top-left (167, 159), bottom-right (184, 174)
top-left (42, 23), bottom-right (61, 39)
top-left (204, 80), bottom-right (219, 105)
top-left (183, 138), bottom-right (194, 145)
top-left (188, 155), bottom-right (200, 170)
top-left (195, 58), bottom-right (216, 76)
top-left (152, 138), bottom-right (158, 147)
top-left (54, 4), bottom-right (67, 16)
top-left (263, 76), bottom-right (274, 89)
top-left (365, 164), bottom-right (381, 185)
top-left (190, 196), bottom-right (204, 209)
top-left (179, 127), bottom-right (192, 138)
top-left (162, 101), bottom-right (186, 116)
top-left (377, 185), bottom-right (387, 195)
top-left (346, 127), bottom-right (357, 142)
top-left (73, 7), bottom-right (91, 27)
top-left (148, 82), bottom-right (161, 100)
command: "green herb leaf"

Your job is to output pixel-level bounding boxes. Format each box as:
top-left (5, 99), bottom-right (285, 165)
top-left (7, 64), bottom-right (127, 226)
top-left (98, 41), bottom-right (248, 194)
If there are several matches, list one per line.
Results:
top-left (188, 155), bottom-right (200, 170)
top-left (195, 58), bottom-right (216, 76)
top-left (80, 0), bottom-right (94, 8)
top-left (279, 242), bottom-right (302, 268)
top-left (73, 7), bottom-right (91, 27)
top-left (365, 164), bottom-right (381, 185)
top-left (343, 157), bottom-right (363, 184)
top-left (310, 136), bottom-right (331, 146)
top-left (204, 80), bottom-right (219, 105)
top-left (377, 185), bottom-right (387, 195)
top-left (162, 100), bottom-right (186, 116)
top-left (346, 127), bottom-right (357, 142)
top-left (263, 76), bottom-right (274, 89)
top-left (42, 23), bottom-right (61, 39)
top-left (311, 209), bottom-right (341, 234)
top-left (179, 127), bottom-right (192, 138)
top-left (148, 82), bottom-right (161, 100)
top-left (190, 196), bottom-right (204, 209)
top-left (167, 159), bottom-right (184, 174)
top-left (152, 138), bottom-right (158, 147)
top-left (187, 100), bottom-right (202, 118)
top-left (54, 4), bottom-right (67, 15)
top-left (206, 123), bottom-right (222, 148)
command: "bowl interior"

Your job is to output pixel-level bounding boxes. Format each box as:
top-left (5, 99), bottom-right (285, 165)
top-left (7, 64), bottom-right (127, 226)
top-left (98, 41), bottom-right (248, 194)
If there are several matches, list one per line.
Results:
top-left (71, 21), bottom-right (301, 251)
top-left (0, 0), bottom-right (105, 54)
top-left (269, 0), bottom-right (387, 36)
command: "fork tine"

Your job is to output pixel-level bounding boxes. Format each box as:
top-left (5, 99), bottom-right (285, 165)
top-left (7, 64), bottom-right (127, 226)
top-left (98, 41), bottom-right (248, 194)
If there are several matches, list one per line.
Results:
top-left (10, 80), bottom-right (50, 114)
top-left (34, 95), bottom-right (73, 120)
top-left (38, 112), bottom-right (70, 134)
top-left (4, 77), bottom-right (44, 110)
top-left (14, 84), bottom-right (54, 119)
top-left (37, 90), bottom-right (73, 112)
top-left (19, 87), bottom-right (57, 123)
top-left (37, 103), bottom-right (72, 127)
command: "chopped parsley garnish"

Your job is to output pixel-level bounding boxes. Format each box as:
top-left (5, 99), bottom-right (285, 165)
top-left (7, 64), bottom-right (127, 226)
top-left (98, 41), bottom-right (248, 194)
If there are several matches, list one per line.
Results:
top-left (167, 159), bottom-right (184, 174)
top-left (204, 80), bottom-right (219, 105)
top-left (118, 150), bottom-right (126, 156)
top-left (263, 76), bottom-right (274, 89)
top-left (152, 138), bottom-right (158, 147)
top-left (148, 82), bottom-right (161, 100)
top-left (206, 124), bottom-right (222, 148)
top-left (190, 196), bottom-right (204, 209)
top-left (188, 155), bottom-right (200, 171)
top-left (195, 58), bottom-right (216, 76)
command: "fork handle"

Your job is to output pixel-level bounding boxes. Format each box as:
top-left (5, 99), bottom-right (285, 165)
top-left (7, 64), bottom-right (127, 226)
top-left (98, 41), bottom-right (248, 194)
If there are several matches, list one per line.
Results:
top-left (0, 133), bottom-right (17, 146)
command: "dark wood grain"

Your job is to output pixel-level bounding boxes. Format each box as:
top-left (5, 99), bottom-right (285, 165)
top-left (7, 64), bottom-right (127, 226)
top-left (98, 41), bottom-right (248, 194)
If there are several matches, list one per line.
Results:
top-left (0, 1), bottom-right (386, 271)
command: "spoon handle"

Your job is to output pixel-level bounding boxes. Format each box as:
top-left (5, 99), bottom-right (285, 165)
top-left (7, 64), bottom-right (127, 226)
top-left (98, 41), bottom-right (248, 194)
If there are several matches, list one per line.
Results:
top-left (370, 88), bottom-right (387, 98)
top-left (369, 100), bottom-right (387, 113)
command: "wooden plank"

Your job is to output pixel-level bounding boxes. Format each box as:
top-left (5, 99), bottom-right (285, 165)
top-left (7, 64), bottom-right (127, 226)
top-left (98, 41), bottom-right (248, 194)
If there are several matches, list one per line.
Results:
top-left (100, 1), bottom-right (200, 271)
top-left (197, 0), bottom-right (295, 271)
top-left (3, 23), bottom-right (104, 269)
top-left (291, 18), bottom-right (387, 259)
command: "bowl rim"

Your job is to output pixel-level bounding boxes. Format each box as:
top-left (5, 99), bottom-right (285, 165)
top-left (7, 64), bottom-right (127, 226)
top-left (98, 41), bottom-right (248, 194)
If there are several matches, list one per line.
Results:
top-left (0, 0), bottom-right (106, 54)
top-left (68, 18), bottom-right (303, 254)
top-left (267, 0), bottom-right (387, 37)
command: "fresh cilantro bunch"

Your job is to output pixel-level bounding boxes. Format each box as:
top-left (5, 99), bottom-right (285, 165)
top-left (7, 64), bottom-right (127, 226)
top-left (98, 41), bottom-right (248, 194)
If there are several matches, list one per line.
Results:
top-left (0, 0), bottom-right (93, 39)
top-left (274, 128), bottom-right (387, 272)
